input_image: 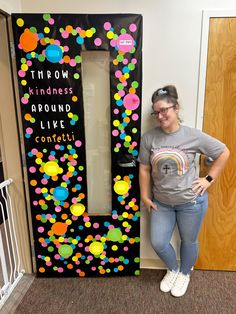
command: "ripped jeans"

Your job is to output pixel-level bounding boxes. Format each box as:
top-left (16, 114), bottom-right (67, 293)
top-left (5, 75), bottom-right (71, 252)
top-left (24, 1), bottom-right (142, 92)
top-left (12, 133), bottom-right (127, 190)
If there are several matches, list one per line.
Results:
top-left (150, 193), bottom-right (208, 275)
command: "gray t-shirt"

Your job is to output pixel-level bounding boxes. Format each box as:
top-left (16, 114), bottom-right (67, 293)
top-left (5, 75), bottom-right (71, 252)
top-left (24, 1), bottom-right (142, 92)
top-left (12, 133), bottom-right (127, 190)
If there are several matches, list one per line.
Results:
top-left (138, 125), bottom-right (225, 205)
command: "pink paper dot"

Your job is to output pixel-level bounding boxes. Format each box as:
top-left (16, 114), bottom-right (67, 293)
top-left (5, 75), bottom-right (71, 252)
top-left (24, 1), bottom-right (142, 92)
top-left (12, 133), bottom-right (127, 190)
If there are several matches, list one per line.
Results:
top-left (75, 140), bottom-right (82, 147)
top-left (129, 23), bottom-right (137, 32)
top-left (118, 90), bottom-right (125, 97)
top-left (131, 58), bottom-right (137, 64)
top-left (69, 59), bottom-right (76, 67)
top-left (62, 31), bottom-right (69, 39)
top-left (93, 223), bottom-right (99, 229)
top-left (132, 113), bottom-right (139, 121)
top-left (33, 201), bottom-right (38, 206)
top-left (31, 148), bottom-right (38, 154)
top-left (46, 261), bottom-right (52, 266)
top-left (110, 39), bottom-right (117, 47)
top-left (26, 127), bottom-right (33, 134)
top-left (48, 18), bottom-right (55, 25)
top-left (41, 179), bottom-right (48, 185)
top-left (94, 38), bottom-right (102, 46)
top-left (117, 34), bottom-right (134, 53)
top-left (123, 94), bottom-right (140, 110)
top-left (115, 70), bottom-right (122, 78)
top-left (112, 130), bottom-right (119, 137)
top-left (35, 188), bottom-right (41, 194)
top-left (18, 70), bottom-right (25, 78)
top-left (27, 60), bottom-right (32, 66)
top-left (114, 109), bottom-right (119, 114)
top-left (21, 97), bottom-right (28, 104)
top-left (58, 267), bottom-right (64, 273)
top-left (104, 22), bottom-right (111, 30)
top-left (63, 45), bottom-right (69, 52)
top-left (29, 166), bottom-right (36, 173)
top-left (77, 176), bottom-right (82, 181)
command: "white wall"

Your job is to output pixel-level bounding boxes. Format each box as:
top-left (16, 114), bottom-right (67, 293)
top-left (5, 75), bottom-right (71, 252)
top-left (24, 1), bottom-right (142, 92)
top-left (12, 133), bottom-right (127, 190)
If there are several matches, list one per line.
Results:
top-left (0, 0), bottom-right (21, 13)
top-left (19, 0), bottom-right (236, 264)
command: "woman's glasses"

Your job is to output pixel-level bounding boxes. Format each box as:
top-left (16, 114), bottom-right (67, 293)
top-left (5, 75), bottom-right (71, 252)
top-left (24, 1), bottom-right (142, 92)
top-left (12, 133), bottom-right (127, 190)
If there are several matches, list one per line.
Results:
top-left (151, 105), bottom-right (175, 117)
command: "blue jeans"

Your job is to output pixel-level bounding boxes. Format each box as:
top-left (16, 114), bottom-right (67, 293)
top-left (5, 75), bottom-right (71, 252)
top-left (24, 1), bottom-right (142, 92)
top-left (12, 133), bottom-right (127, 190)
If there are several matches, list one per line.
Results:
top-left (150, 193), bottom-right (208, 275)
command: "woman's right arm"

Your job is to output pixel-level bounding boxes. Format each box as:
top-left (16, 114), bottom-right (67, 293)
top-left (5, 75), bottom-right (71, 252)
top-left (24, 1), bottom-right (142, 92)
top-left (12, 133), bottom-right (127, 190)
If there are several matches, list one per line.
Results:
top-left (139, 163), bottom-right (157, 211)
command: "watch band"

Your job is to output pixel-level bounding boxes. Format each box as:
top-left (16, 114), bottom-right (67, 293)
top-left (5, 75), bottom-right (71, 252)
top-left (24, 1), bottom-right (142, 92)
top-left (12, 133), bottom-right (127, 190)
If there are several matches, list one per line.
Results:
top-left (205, 175), bottom-right (214, 183)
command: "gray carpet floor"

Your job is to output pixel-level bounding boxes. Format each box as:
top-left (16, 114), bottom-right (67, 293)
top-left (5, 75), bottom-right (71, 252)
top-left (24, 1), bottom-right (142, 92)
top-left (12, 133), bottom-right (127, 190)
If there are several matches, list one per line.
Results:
top-left (4, 269), bottom-right (236, 314)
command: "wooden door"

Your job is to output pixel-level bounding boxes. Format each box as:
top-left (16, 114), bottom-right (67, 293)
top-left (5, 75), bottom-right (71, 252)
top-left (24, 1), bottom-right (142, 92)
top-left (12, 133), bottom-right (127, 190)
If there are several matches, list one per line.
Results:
top-left (195, 18), bottom-right (236, 270)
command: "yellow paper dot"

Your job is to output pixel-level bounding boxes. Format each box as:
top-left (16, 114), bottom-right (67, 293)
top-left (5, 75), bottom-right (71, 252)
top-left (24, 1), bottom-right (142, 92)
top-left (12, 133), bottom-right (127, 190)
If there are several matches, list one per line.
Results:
top-left (44, 27), bottom-right (50, 34)
top-left (114, 180), bottom-right (129, 195)
top-left (122, 212), bottom-right (129, 218)
top-left (113, 120), bottom-right (120, 127)
top-left (21, 80), bottom-right (27, 86)
top-left (85, 222), bottom-right (91, 228)
top-left (21, 64), bottom-right (28, 71)
top-left (45, 256), bottom-right (50, 262)
top-left (66, 219), bottom-right (72, 225)
top-left (86, 29), bottom-right (93, 38)
top-left (89, 241), bottom-right (103, 255)
top-left (17, 18), bottom-right (24, 27)
top-left (112, 245), bottom-right (118, 251)
top-left (70, 203), bottom-right (85, 216)
top-left (44, 161), bottom-right (60, 176)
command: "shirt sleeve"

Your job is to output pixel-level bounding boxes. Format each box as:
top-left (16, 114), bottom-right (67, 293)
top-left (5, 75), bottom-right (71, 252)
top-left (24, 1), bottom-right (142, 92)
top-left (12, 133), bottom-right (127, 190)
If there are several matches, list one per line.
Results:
top-left (137, 134), bottom-right (151, 165)
top-left (197, 130), bottom-right (225, 159)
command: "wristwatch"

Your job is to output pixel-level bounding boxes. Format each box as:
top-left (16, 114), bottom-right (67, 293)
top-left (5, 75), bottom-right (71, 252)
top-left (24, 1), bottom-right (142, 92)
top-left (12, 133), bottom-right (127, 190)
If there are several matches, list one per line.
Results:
top-left (205, 175), bottom-right (214, 183)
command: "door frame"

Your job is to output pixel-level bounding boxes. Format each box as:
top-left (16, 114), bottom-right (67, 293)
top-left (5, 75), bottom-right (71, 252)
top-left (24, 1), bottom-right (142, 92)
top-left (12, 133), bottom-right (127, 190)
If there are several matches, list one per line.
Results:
top-left (196, 10), bottom-right (236, 129)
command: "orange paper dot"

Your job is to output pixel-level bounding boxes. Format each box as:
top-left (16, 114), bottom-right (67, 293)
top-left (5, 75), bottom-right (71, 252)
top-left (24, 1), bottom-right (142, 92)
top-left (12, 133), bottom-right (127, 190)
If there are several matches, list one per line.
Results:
top-left (51, 222), bottom-right (67, 235)
top-left (19, 29), bottom-right (38, 52)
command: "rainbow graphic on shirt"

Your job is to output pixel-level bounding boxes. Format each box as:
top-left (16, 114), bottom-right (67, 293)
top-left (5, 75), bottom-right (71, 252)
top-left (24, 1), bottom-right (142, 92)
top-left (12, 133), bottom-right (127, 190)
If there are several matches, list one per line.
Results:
top-left (151, 147), bottom-right (189, 176)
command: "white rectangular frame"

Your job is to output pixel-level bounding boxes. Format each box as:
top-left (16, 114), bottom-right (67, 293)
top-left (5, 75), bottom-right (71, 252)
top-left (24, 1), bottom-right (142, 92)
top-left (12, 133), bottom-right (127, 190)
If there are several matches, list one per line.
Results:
top-left (196, 9), bottom-right (236, 130)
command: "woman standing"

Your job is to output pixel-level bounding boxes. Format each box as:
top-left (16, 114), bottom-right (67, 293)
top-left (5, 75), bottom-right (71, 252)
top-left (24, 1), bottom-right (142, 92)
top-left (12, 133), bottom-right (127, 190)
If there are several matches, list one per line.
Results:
top-left (138, 85), bottom-right (229, 297)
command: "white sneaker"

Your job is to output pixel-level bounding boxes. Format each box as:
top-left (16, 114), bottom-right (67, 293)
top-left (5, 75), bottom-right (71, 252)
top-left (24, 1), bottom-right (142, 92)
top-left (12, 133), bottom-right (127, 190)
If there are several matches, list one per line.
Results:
top-left (160, 269), bottom-right (179, 292)
top-left (171, 272), bottom-right (190, 297)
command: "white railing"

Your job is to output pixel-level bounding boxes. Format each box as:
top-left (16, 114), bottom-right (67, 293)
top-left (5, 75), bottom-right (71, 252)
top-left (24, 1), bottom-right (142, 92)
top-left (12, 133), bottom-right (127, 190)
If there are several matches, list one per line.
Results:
top-left (0, 179), bottom-right (24, 310)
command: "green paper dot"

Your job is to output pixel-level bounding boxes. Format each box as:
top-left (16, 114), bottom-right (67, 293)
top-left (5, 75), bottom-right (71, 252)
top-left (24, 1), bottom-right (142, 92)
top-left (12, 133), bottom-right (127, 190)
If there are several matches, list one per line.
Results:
top-left (21, 58), bottom-right (26, 64)
top-left (75, 55), bottom-right (81, 63)
top-left (38, 54), bottom-right (45, 62)
top-left (72, 29), bottom-right (77, 36)
top-left (128, 63), bottom-right (135, 71)
top-left (74, 73), bottom-right (80, 79)
top-left (59, 28), bottom-right (64, 33)
top-left (79, 166), bottom-right (84, 171)
top-left (43, 13), bottom-right (51, 21)
top-left (117, 83), bottom-right (124, 90)
top-left (132, 81), bottom-right (139, 88)
top-left (135, 270), bottom-right (140, 276)
top-left (58, 244), bottom-right (73, 258)
top-left (130, 47), bottom-right (136, 54)
top-left (132, 128), bottom-right (137, 133)
top-left (114, 147), bottom-right (119, 152)
top-left (30, 27), bottom-right (37, 33)
top-left (134, 257), bottom-right (140, 263)
top-left (48, 246), bottom-right (54, 252)
top-left (117, 55), bottom-right (124, 62)
top-left (120, 28), bottom-right (126, 34)
top-left (107, 228), bottom-right (122, 242)
top-left (73, 115), bottom-right (78, 121)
